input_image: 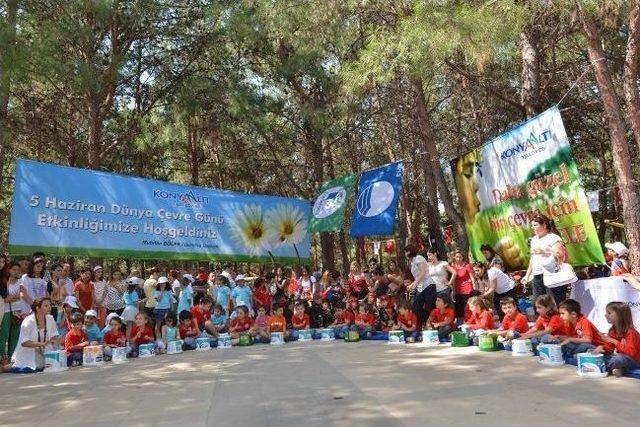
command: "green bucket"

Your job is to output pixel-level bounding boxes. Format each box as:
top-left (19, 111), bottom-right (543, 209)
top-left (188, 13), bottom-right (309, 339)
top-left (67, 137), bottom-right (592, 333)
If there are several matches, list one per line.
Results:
top-left (479, 334), bottom-right (498, 352)
top-left (239, 333), bottom-right (252, 346)
top-left (345, 329), bottom-right (360, 342)
top-left (451, 331), bottom-right (470, 347)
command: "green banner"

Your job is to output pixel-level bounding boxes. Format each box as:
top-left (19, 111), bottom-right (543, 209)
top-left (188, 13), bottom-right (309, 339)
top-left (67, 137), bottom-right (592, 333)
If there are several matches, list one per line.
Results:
top-left (451, 106), bottom-right (605, 270)
top-left (309, 174), bottom-right (356, 233)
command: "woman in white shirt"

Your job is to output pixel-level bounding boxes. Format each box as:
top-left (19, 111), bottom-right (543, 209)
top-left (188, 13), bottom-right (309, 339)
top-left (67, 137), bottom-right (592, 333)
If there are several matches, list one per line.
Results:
top-left (426, 248), bottom-right (456, 296)
top-left (21, 257), bottom-right (47, 306)
top-left (405, 244), bottom-right (436, 329)
top-left (7, 297), bottom-right (59, 373)
top-left (522, 214), bottom-right (569, 304)
top-left (475, 262), bottom-right (516, 318)
top-left (1, 262), bottom-right (31, 359)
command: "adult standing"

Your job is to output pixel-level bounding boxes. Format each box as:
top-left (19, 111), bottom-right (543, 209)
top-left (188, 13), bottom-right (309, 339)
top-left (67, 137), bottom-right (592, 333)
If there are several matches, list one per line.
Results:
top-left (347, 262), bottom-right (369, 300)
top-left (450, 251), bottom-right (477, 322)
top-left (405, 244), bottom-right (436, 329)
top-left (605, 241), bottom-right (629, 276)
top-left (476, 262), bottom-right (516, 318)
top-left (73, 268), bottom-right (94, 314)
top-left (92, 266), bottom-right (108, 328)
top-left (105, 270), bottom-right (126, 316)
top-left (0, 262), bottom-right (30, 359)
top-left (7, 297), bottom-right (59, 373)
top-left (522, 214), bottom-right (569, 304)
top-left (47, 263), bottom-right (64, 320)
top-left (480, 244), bottom-right (504, 269)
top-left (60, 263), bottom-right (74, 299)
top-left (385, 260), bottom-right (405, 296)
top-left (143, 267), bottom-right (159, 319)
top-left (426, 248), bottom-right (456, 297)
top-left (298, 266), bottom-right (316, 300)
top-left (21, 257), bottom-right (47, 306)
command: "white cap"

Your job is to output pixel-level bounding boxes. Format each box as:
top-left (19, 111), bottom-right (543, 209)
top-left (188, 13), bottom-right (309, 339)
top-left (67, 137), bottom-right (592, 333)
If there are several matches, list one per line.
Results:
top-left (106, 312), bottom-right (120, 324)
top-left (126, 276), bottom-right (141, 286)
top-left (85, 309), bottom-right (98, 317)
top-left (235, 274), bottom-right (245, 282)
top-left (93, 265), bottom-right (103, 272)
top-left (220, 271), bottom-right (232, 280)
top-left (157, 276), bottom-right (170, 284)
top-left (63, 295), bottom-right (79, 309)
top-left (605, 242), bottom-right (629, 257)
top-left (182, 273), bottom-right (195, 283)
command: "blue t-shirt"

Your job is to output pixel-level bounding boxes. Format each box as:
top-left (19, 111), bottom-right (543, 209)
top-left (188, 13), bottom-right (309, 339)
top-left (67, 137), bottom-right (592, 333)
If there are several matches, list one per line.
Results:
top-left (177, 285), bottom-right (194, 315)
top-left (85, 323), bottom-right (103, 343)
top-left (231, 285), bottom-right (252, 310)
top-left (165, 326), bottom-right (178, 342)
top-left (212, 313), bottom-right (228, 326)
top-left (216, 285), bottom-right (231, 309)
top-left (123, 290), bottom-right (139, 307)
top-left (154, 290), bottom-right (174, 310)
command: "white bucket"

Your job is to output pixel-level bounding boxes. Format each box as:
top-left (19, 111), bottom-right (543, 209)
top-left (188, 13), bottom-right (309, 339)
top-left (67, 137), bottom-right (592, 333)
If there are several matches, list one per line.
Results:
top-left (320, 328), bottom-right (335, 341)
top-left (270, 332), bottom-right (284, 345)
top-left (44, 350), bottom-right (68, 372)
top-left (218, 333), bottom-right (232, 349)
top-left (111, 347), bottom-right (128, 363)
top-left (511, 339), bottom-right (533, 357)
top-left (167, 340), bottom-right (183, 354)
top-left (577, 353), bottom-right (607, 378)
top-left (388, 330), bottom-right (405, 344)
top-left (298, 329), bottom-right (313, 342)
top-left (138, 343), bottom-right (155, 358)
top-left (82, 345), bottom-right (104, 366)
top-left (196, 337), bottom-right (211, 351)
top-left (421, 330), bottom-right (440, 346)
top-left (538, 344), bottom-right (564, 366)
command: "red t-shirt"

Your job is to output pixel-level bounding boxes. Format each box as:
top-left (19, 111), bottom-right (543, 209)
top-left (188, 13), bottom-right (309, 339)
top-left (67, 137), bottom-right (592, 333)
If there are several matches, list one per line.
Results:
top-left (254, 287), bottom-right (271, 309)
top-left (73, 280), bottom-right (94, 310)
top-left (604, 327), bottom-right (640, 361)
top-left (564, 315), bottom-right (605, 346)
top-left (287, 279), bottom-right (300, 295)
top-left (398, 311), bottom-right (418, 330)
top-left (179, 323), bottom-right (199, 338)
top-left (467, 310), bottom-right (495, 330)
top-left (428, 307), bottom-right (456, 329)
top-left (230, 316), bottom-right (254, 332)
top-left (452, 263), bottom-right (473, 295)
top-left (130, 325), bottom-right (154, 344)
top-left (190, 305), bottom-right (211, 328)
top-left (292, 313), bottom-right (310, 329)
top-left (267, 315), bottom-right (287, 333)
top-left (500, 312), bottom-right (529, 334)
top-left (354, 312), bottom-right (375, 326)
top-left (348, 275), bottom-right (368, 296)
top-left (334, 310), bottom-right (355, 325)
top-left (64, 327), bottom-right (88, 354)
top-left (533, 314), bottom-right (565, 335)
top-left (103, 329), bottom-right (126, 346)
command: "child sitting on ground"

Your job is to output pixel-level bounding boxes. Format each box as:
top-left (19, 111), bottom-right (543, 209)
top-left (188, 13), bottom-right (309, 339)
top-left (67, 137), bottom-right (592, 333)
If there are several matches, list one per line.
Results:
top-left (463, 296), bottom-right (495, 332)
top-left (190, 296), bottom-right (217, 337)
top-left (376, 296), bottom-right (396, 332)
top-left (103, 316), bottom-right (127, 360)
top-left (229, 305), bottom-right (258, 344)
top-left (519, 295), bottom-right (565, 347)
top-left (556, 299), bottom-right (604, 359)
top-left (178, 310), bottom-right (199, 350)
top-left (426, 294), bottom-right (456, 340)
top-left (354, 302), bottom-right (376, 337)
top-left (122, 278), bottom-right (140, 339)
top-left (254, 306), bottom-right (270, 342)
top-left (329, 302), bottom-right (354, 339)
top-left (290, 301), bottom-right (311, 339)
top-left (83, 309), bottom-right (103, 343)
top-left (592, 301), bottom-right (640, 377)
top-left (494, 297), bottom-right (529, 338)
top-left (395, 300), bottom-right (418, 343)
top-left (160, 312), bottom-right (179, 352)
top-left (129, 313), bottom-right (155, 357)
top-left (211, 304), bottom-right (228, 334)
top-left (321, 300), bottom-right (334, 327)
top-left (267, 305), bottom-right (288, 341)
top-left (65, 312), bottom-right (92, 367)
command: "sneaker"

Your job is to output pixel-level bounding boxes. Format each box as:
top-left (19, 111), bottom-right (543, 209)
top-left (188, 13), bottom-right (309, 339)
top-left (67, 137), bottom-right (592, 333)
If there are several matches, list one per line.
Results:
top-left (406, 337), bottom-right (415, 343)
top-left (612, 368), bottom-right (623, 378)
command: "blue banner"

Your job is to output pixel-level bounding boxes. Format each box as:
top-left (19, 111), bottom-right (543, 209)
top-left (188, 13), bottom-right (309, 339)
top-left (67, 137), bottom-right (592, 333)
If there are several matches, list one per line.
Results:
top-left (9, 159), bottom-right (311, 262)
top-left (350, 161), bottom-right (404, 237)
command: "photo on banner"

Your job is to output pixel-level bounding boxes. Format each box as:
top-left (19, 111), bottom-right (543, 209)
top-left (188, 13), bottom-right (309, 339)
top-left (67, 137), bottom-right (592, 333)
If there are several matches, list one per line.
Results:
top-left (350, 161), bottom-right (404, 237)
top-left (9, 159), bottom-right (311, 263)
top-left (309, 173), bottom-right (356, 233)
top-left (450, 106), bottom-right (604, 270)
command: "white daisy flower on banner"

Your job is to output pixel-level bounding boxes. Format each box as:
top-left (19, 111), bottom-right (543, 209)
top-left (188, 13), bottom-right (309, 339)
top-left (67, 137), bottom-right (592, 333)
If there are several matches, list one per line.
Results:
top-left (229, 204), bottom-right (271, 256)
top-left (265, 204), bottom-right (308, 247)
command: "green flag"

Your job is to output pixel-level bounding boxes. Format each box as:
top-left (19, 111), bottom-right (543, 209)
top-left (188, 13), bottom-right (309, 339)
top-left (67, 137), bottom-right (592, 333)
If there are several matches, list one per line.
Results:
top-left (309, 174), bottom-right (356, 232)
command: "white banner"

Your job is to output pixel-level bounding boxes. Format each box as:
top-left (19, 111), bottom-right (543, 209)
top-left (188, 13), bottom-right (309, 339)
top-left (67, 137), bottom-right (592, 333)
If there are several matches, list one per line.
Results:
top-left (570, 277), bottom-right (640, 332)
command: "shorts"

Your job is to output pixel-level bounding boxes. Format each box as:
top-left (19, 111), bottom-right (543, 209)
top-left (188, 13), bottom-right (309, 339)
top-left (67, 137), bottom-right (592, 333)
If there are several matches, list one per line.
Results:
top-left (122, 306), bottom-right (139, 322)
top-left (153, 308), bottom-right (168, 322)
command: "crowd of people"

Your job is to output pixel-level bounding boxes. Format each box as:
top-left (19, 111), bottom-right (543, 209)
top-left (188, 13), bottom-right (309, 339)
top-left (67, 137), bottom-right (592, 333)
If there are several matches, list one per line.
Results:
top-left (0, 214), bottom-right (638, 376)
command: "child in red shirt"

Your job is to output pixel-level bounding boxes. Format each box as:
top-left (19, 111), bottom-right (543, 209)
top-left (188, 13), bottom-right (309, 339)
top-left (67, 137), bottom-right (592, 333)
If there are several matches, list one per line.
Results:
top-left (64, 312), bottom-right (91, 367)
top-left (329, 302), bottom-right (354, 339)
top-left (495, 297), bottom-right (529, 338)
top-left (103, 316), bottom-right (127, 360)
top-left (267, 305), bottom-right (289, 342)
top-left (395, 301), bottom-right (418, 343)
top-left (354, 302), bottom-right (376, 336)
top-left (556, 299), bottom-right (605, 358)
top-left (130, 313), bottom-right (155, 357)
top-left (463, 296), bottom-right (495, 331)
top-left (376, 296), bottom-right (396, 332)
top-left (179, 310), bottom-right (199, 350)
top-left (190, 296), bottom-right (216, 336)
top-left (229, 305), bottom-right (258, 344)
top-left (426, 294), bottom-right (456, 339)
top-left (592, 301), bottom-right (640, 376)
top-left (520, 295), bottom-right (565, 348)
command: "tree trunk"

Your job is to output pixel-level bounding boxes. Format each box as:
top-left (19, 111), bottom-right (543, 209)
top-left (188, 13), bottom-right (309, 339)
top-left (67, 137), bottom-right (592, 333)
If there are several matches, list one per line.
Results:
top-left (410, 76), bottom-right (469, 253)
top-left (0, 0), bottom-right (18, 187)
top-left (319, 232), bottom-right (336, 271)
top-left (338, 230), bottom-right (350, 276)
top-left (519, 25), bottom-right (542, 118)
top-left (580, 10), bottom-right (640, 274)
top-left (623, 0), bottom-right (640, 149)
top-left (87, 98), bottom-right (103, 169)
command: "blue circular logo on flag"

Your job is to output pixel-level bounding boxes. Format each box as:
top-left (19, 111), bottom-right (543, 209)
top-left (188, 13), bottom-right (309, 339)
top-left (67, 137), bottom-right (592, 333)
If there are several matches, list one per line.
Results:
top-left (356, 181), bottom-right (395, 217)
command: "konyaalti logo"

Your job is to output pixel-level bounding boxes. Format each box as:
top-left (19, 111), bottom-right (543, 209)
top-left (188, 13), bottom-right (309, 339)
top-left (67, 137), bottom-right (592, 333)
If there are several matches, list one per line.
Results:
top-left (153, 189), bottom-right (209, 208)
top-left (357, 181), bottom-right (395, 217)
top-left (313, 186), bottom-right (347, 219)
top-left (500, 129), bottom-right (552, 160)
